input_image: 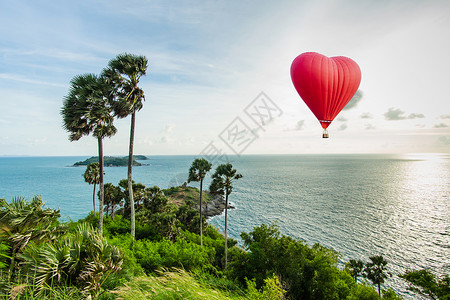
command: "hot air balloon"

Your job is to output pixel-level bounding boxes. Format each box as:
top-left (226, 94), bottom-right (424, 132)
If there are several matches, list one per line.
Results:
top-left (290, 52), bottom-right (361, 138)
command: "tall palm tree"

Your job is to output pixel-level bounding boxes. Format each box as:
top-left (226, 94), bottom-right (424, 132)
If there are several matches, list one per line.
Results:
top-left (364, 255), bottom-right (391, 296)
top-left (61, 73), bottom-right (117, 234)
top-left (84, 162), bottom-right (101, 212)
top-left (345, 259), bottom-right (365, 282)
top-left (209, 163), bottom-right (242, 269)
top-left (187, 158), bottom-right (212, 247)
top-left (105, 53), bottom-right (148, 239)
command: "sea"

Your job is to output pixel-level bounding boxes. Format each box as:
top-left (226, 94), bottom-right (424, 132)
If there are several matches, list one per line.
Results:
top-left (0, 154), bottom-right (448, 298)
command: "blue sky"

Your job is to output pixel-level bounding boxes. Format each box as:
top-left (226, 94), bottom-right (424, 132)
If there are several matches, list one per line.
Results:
top-left (1, 0), bottom-right (449, 156)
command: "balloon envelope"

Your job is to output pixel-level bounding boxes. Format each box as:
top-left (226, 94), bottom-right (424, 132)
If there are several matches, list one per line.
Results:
top-left (290, 52), bottom-right (361, 129)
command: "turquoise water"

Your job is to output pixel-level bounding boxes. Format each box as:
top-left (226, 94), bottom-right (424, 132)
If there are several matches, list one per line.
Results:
top-left (0, 154), bottom-right (449, 298)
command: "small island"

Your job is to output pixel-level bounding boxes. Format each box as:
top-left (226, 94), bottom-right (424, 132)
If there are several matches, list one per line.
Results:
top-left (73, 155), bottom-right (149, 167)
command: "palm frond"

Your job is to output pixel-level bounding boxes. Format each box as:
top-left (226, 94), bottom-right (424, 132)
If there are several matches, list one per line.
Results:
top-left (61, 73), bottom-right (117, 142)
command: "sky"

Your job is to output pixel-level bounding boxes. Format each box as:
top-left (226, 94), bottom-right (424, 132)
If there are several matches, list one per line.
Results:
top-left (0, 0), bottom-right (449, 156)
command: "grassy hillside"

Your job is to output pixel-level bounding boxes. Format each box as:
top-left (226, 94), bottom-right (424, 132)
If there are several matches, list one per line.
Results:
top-left (164, 186), bottom-right (212, 207)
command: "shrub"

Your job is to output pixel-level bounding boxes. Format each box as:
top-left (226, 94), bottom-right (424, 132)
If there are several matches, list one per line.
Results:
top-left (132, 238), bottom-right (215, 274)
top-left (0, 196), bottom-right (63, 280)
top-left (400, 269), bottom-right (450, 299)
top-left (0, 243), bottom-right (9, 269)
top-left (346, 283), bottom-right (379, 300)
top-left (246, 274), bottom-right (286, 299)
top-left (20, 223), bottom-right (123, 298)
top-left (382, 288), bottom-right (404, 299)
top-left (102, 234), bottom-right (146, 292)
top-left (229, 223), bottom-right (355, 300)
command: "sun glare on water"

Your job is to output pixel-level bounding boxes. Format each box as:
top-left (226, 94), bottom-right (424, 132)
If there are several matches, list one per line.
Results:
top-left (390, 153), bottom-right (449, 272)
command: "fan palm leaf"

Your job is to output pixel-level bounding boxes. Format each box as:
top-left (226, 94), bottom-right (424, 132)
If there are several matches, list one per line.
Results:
top-left (20, 223), bottom-right (122, 297)
top-left (0, 196), bottom-right (62, 280)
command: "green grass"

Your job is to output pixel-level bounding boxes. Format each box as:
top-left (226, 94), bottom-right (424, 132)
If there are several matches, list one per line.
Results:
top-left (112, 269), bottom-right (245, 300)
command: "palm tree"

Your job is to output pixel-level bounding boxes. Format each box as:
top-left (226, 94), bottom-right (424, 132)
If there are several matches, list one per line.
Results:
top-left (103, 183), bottom-right (123, 218)
top-left (209, 163), bottom-right (242, 269)
top-left (345, 259), bottom-right (365, 282)
top-left (118, 179), bottom-right (146, 216)
top-left (364, 255), bottom-right (391, 296)
top-left (84, 162), bottom-right (101, 212)
top-left (187, 158), bottom-right (212, 247)
top-left (61, 73), bottom-right (117, 234)
top-left (105, 53), bottom-right (148, 239)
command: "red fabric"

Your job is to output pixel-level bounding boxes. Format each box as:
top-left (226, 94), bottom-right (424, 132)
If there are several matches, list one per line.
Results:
top-left (291, 52), bottom-right (361, 129)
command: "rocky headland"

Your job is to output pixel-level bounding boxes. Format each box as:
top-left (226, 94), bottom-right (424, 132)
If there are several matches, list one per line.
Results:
top-left (201, 194), bottom-right (234, 218)
top-left (164, 185), bottom-right (234, 219)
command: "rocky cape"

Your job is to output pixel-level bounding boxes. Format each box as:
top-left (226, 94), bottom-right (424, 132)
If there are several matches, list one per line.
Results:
top-left (195, 192), bottom-right (235, 219)
top-left (166, 185), bottom-right (234, 219)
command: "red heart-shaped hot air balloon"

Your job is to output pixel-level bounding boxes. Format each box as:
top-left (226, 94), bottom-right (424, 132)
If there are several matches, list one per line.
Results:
top-left (291, 52), bottom-right (361, 138)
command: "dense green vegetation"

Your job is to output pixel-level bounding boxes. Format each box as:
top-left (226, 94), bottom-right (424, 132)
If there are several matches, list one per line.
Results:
top-left (3, 187), bottom-right (447, 299)
top-left (74, 156), bottom-right (146, 167)
top-left (399, 269), bottom-right (450, 299)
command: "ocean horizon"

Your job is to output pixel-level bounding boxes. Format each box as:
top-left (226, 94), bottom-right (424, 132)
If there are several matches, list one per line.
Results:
top-left (1, 153), bottom-right (449, 299)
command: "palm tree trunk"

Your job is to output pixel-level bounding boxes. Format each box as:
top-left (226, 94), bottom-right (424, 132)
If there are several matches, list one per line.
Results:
top-left (93, 183), bottom-right (96, 212)
top-left (98, 137), bottom-right (104, 235)
top-left (378, 283), bottom-right (381, 297)
top-left (199, 179), bottom-right (203, 247)
top-left (224, 191), bottom-right (228, 270)
top-left (128, 112), bottom-right (136, 239)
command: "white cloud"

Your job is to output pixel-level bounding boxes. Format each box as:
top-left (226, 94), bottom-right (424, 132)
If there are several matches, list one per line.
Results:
top-left (343, 90), bottom-right (363, 111)
top-left (361, 113), bottom-right (373, 119)
top-left (295, 120), bottom-right (305, 131)
top-left (384, 108), bottom-right (425, 121)
top-left (161, 124), bottom-right (175, 134)
top-left (0, 73), bottom-right (67, 88)
top-left (433, 123), bottom-right (448, 128)
top-left (338, 124), bottom-right (348, 131)
top-left (436, 136), bottom-right (450, 146)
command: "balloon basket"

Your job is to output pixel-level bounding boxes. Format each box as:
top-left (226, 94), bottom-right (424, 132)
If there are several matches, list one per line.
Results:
top-left (322, 129), bottom-right (329, 138)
